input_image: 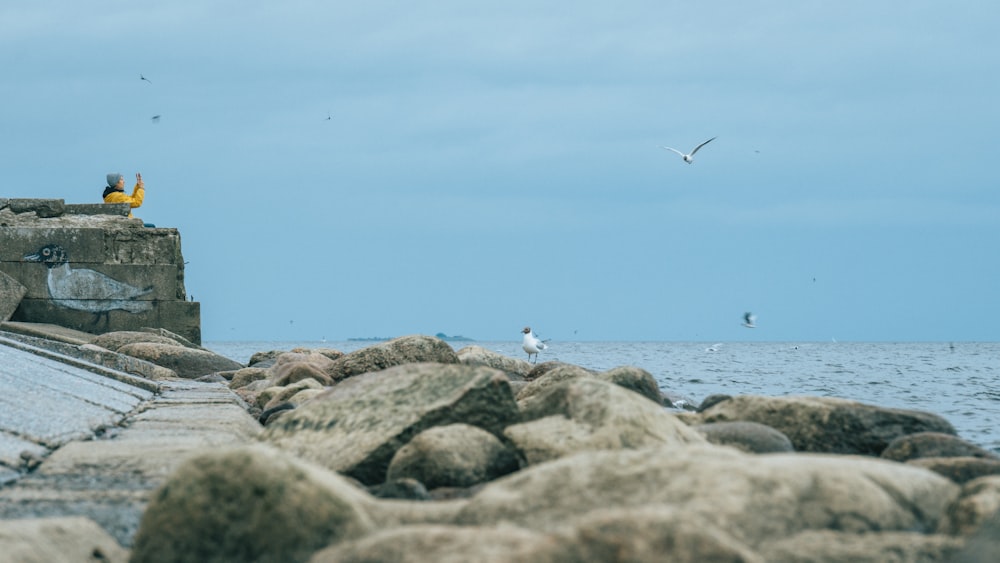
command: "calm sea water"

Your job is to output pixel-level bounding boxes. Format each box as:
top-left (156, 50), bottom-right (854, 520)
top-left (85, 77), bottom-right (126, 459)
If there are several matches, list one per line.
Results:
top-left (206, 340), bottom-right (1000, 454)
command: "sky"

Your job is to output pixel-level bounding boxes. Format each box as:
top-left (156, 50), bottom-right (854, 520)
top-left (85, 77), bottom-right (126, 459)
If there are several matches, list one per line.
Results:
top-left (2, 1), bottom-right (998, 343)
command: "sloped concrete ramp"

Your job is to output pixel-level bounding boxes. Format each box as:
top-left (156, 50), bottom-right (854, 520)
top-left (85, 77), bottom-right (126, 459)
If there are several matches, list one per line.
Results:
top-left (0, 339), bottom-right (262, 547)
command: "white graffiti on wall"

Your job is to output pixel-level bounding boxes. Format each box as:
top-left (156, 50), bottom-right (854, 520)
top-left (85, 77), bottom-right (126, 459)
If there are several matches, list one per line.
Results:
top-left (23, 244), bottom-right (153, 313)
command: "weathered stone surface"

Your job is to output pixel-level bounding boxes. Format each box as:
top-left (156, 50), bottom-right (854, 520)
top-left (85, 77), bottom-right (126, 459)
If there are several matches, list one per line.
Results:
top-left (515, 364), bottom-right (595, 404)
top-left (228, 366), bottom-right (270, 389)
top-left (261, 362), bottom-right (520, 485)
top-left (881, 431), bottom-right (998, 462)
top-left (130, 445), bottom-right (376, 563)
top-left (524, 361), bottom-right (573, 381)
top-left (454, 447), bottom-right (960, 547)
top-left (116, 341), bottom-right (243, 378)
top-left (0, 516), bottom-right (129, 563)
top-left (261, 378), bottom-right (326, 411)
top-left (908, 456), bottom-right (1000, 484)
top-left (456, 345), bottom-right (531, 379)
top-left (693, 421), bottom-right (795, 454)
top-left (91, 330), bottom-right (193, 352)
top-left (386, 423), bottom-right (520, 489)
top-left (324, 335), bottom-right (460, 382)
top-left (310, 524), bottom-right (555, 563)
top-left (758, 530), bottom-right (963, 563)
top-left (0, 270), bottom-right (26, 323)
top-left (952, 508), bottom-right (1000, 563)
top-left (271, 354), bottom-right (335, 386)
top-left (694, 395), bottom-right (956, 455)
top-left (597, 366), bottom-right (663, 405)
top-left (8, 198), bottom-right (65, 218)
top-left (937, 475), bottom-right (1000, 536)
top-left (504, 378), bottom-right (707, 465)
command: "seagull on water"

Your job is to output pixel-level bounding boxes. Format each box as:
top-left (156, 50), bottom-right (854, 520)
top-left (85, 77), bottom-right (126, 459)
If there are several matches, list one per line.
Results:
top-left (659, 137), bottom-right (717, 164)
top-left (742, 312), bottom-right (757, 328)
top-left (521, 326), bottom-right (549, 363)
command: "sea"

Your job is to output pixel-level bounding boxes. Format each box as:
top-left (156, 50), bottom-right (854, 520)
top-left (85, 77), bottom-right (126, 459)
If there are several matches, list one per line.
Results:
top-left (205, 340), bottom-right (1000, 455)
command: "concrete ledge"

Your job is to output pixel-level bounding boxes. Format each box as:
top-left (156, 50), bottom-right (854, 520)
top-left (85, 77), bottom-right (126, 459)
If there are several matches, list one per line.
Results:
top-left (65, 203), bottom-right (131, 216)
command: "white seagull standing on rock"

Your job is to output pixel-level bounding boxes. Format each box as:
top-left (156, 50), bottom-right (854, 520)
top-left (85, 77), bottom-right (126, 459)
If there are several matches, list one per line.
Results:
top-left (659, 137), bottom-right (717, 164)
top-left (521, 326), bottom-right (548, 363)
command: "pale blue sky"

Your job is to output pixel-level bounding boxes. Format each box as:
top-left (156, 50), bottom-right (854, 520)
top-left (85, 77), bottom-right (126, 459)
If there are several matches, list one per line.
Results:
top-left (2, 1), bottom-right (998, 342)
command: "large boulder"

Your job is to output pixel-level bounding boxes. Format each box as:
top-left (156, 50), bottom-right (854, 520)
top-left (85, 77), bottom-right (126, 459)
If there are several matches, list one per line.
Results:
top-left (453, 447), bottom-right (960, 547)
top-left (503, 378), bottom-right (707, 465)
top-left (310, 524), bottom-right (555, 563)
top-left (261, 362), bottom-right (520, 485)
top-left (92, 330), bottom-right (193, 352)
top-left (693, 421), bottom-right (795, 454)
top-left (130, 444), bottom-right (376, 563)
top-left (596, 366), bottom-right (663, 405)
top-left (456, 345), bottom-right (532, 379)
top-left (324, 335), bottom-right (459, 382)
top-left (881, 431), bottom-right (998, 462)
top-left (695, 395), bottom-right (956, 455)
top-left (937, 475), bottom-right (1000, 536)
top-left (116, 342), bottom-right (244, 379)
top-left (758, 530), bottom-right (963, 562)
top-left (0, 516), bottom-right (129, 563)
top-left (908, 456), bottom-right (1000, 484)
top-left (386, 423), bottom-right (520, 489)
top-left (515, 364), bottom-right (595, 404)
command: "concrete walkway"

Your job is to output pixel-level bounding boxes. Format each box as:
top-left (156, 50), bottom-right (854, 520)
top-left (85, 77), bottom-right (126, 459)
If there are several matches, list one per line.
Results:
top-left (0, 335), bottom-right (261, 547)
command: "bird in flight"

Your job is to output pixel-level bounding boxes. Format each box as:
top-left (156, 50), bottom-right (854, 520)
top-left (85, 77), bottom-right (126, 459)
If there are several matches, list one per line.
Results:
top-left (140, 74), bottom-right (152, 84)
top-left (151, 115), bottom-right (161, 124)
top-left (742, 312), bottom-right (757, 328)
top-left (659, 137), bottom-right (716, 164)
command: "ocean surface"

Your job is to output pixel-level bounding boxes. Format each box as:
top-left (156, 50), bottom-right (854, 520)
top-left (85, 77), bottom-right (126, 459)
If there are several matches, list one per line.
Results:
top-left (205, 340), bottom-right (1000, 454)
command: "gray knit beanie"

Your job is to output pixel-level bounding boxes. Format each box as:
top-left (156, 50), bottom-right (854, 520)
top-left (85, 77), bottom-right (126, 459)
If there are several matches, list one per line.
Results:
top-left (107, 173), bottom-right (123, 188)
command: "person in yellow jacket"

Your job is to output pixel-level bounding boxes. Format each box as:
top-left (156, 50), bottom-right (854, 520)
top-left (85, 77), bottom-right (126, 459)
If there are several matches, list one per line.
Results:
top-left (103, 172), bottom-right (153, 226)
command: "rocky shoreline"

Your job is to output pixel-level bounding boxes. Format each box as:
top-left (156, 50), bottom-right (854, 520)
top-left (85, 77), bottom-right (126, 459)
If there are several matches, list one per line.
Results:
top-left (1, 326), bottom-right (998, 561)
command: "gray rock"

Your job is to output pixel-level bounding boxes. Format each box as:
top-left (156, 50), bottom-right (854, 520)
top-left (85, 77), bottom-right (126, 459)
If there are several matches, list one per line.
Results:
top-left (695, 394), bottom-right (956, 455)
top-left (951, 506), bottom-right (1000, 563)
top-left (270, 354), bottom-right (335, 386)
top-left (937, 475), bottom-right (1000, 536)
top-left (310, 524), bottom-right (554, 563)
top-left (91, 330), bottom-right (190, 352)
top-left (882, 431), bottom-right (998, 462)
top-left (130, 444), bottom-right (376, 563)
top-left (694, 421), bottom-right (795, 454)
top-left (261, 362), bottom-right (520, 485)
top-left (228, 366), bottom-right (270, 389)
top-left (515, 364), bottom-right (595, 405)
top-left (8, 198), bottom-right (65, 218)
top-left (368, 478), bottom-right (431, 501)
top-left (0, 516), bottom-right (129, 563)
top-left (386, 423), bottom-right (520, 489)
top-left (597, 366), bottom-right (662, 405)
top-left (324, 335), bottom-right (460, 382)
top-left (454, 447), bottom-right (960, 547)
top-left (116, 341), bottom-right (244, 378)
top-left (908, 456), bottom-right (1000, 484)
top-left (456, 345), bottom-right (531, 379)
top-left (759, 530), bottom-right (963, 563)
top-left (504, 378), bottom-right (707, 465)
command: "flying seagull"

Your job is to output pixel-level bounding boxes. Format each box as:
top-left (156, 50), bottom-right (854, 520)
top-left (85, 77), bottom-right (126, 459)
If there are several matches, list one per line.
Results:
top-left (659, 137), bottom-right (717, 164)
top-left (151, 115), bottom-right (161, 124)
top-left (742, 312), bottom-right (757, 328)
top-left (140, 74), bottom-right (152, 84)
top-left (521, 326), bottom-right (549, 363)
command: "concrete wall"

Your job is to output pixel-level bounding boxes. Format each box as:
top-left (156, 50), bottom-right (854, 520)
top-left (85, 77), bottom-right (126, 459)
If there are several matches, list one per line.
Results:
top-left (0, 198), bottom-right (201, 343)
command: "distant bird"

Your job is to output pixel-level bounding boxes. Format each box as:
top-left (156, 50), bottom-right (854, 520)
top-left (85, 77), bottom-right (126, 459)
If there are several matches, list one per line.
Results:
top-left (151, 115), bottom-right (161, 124)
top-left (705, 343), bottom-right (722, 352)
top-left (140, 74), bottom-right (152, 84)
top-left (659, 137), bottom-right (717, 164)
top-left (325, 112), bottom-right (332, 121)
top-left (521, 326), bottom-right (549, 363)
top-left (742, 312), bottom-right (757, 328)
top-left (23, 244), bottom-right (153, 315)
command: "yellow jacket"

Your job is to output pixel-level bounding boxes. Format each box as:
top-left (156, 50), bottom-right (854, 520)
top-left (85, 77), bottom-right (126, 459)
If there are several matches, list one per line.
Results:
top-left (104, 184), bottom-right (145, 217)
